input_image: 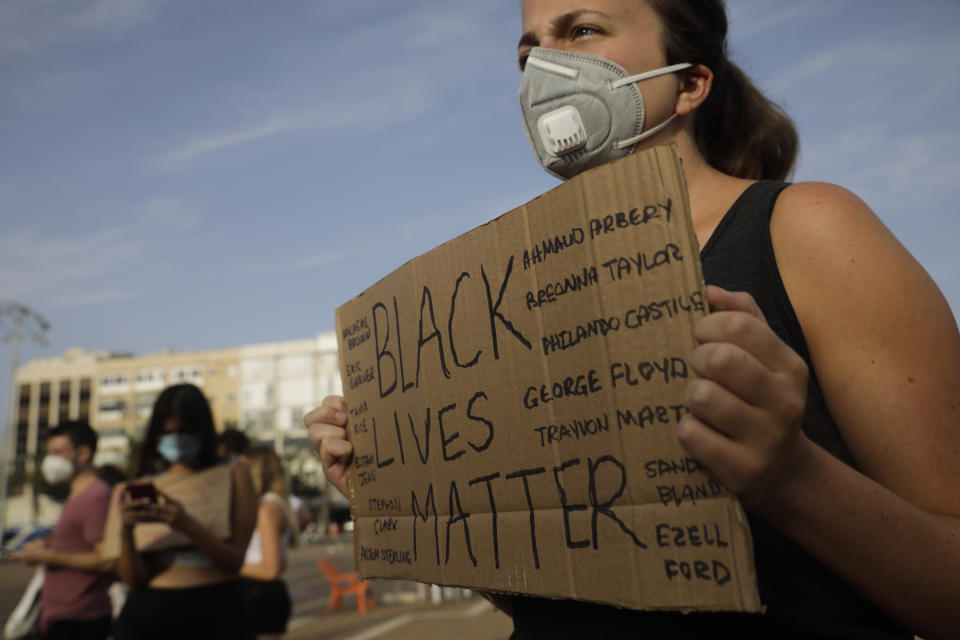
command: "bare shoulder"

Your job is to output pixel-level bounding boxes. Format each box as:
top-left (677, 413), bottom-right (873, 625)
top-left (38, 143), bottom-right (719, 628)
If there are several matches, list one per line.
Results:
top-left (769, 181), bottom-right (960, 511)
top-left (257, 497), bottom-right (281, 515)
top-left (768, 179), bottom-right (945, 323)
top-left (772, 181), bottom-right (883, 244)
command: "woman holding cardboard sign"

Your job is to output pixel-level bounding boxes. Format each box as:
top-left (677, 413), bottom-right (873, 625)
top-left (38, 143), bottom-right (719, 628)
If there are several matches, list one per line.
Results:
top-left (307, 0), bottom-right (960, 638)
top-left (114, 383), bottom-right (258, 640)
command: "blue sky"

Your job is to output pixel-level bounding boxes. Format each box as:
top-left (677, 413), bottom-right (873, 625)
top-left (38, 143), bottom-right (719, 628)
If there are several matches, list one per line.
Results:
top-left (2, 0), bottom-right (959, 433)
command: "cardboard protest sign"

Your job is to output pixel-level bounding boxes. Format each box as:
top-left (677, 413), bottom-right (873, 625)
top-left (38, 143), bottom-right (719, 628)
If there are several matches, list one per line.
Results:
top-left (101, 463), bottom-right (233, 560)
top-left (335, 144), bottom-right (761, 612)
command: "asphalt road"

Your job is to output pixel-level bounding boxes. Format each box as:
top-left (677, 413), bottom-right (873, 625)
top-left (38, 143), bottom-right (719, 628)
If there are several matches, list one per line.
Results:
top-left (0, 539), bottom-right (515, 640)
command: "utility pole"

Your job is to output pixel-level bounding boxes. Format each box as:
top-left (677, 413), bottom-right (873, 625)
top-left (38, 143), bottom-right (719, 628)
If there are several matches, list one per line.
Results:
top-left (0, 303), bottom-right (50, 536)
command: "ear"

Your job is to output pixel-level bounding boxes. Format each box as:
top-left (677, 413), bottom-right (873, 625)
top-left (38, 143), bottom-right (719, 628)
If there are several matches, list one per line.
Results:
top-left (675, 64), bottom-right (713, 116)
top-left (76, 444), bottom-right (94, 467)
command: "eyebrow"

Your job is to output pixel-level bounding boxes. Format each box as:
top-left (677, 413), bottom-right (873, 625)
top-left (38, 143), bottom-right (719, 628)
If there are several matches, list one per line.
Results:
top-left (517, 9), bottom-right (612, 51)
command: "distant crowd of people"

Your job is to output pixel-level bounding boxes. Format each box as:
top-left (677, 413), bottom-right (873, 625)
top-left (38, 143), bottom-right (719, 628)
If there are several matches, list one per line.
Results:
top-left (10, 383), bottom-right (316, 640)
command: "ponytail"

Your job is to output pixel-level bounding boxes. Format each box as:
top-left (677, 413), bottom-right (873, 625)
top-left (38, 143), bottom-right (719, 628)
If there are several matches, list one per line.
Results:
top-left (648, 0), bottom-right (798, 181)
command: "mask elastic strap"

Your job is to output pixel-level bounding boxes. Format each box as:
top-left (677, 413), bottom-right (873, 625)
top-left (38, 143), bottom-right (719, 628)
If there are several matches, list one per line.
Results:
top-left (616, 114), bottom-right (680, 149)
top-left (610, 63), bottom-right (693, 89)
top-left (612, 62), bottom-right (693, 150)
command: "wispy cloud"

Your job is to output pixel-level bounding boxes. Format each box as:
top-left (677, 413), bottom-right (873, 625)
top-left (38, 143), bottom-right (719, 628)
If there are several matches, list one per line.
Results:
top-left (147, 2), bottom-right (515, 171)
top-left (48, 289), bottom-right (140, 309)
top-left (0, 226), bottom-right (138, 305)
top-left (230, 187), bottom-right (535, 280)
top-left (153, 115), bottom-right (308, 170)
top-left (134, 196), bottom-right (203, 232)
top-left (0, 195), bottom-right (202, 309)
top-left (727, 1), bottom-right (843, 41)
top-left (151, 80), bottom-right (433, 170)
top-left (235, 246), bottom-right (382, 277)
top-left (765, 34), bottom-right (957, 98)
top-left (797, 124), bottom-right (960, 243)
top-left (0, 0), bottom-right (158, 55)
top-left (337, 2), bottom-right (510, 53)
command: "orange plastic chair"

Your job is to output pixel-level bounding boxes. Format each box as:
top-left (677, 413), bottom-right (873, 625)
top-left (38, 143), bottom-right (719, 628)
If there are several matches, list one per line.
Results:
top-left (316, 557), bottom-right (374, 613)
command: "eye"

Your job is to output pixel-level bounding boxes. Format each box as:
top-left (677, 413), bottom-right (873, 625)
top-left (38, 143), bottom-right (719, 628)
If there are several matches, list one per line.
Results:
top-left (571, 24), bottom-right (601, 39)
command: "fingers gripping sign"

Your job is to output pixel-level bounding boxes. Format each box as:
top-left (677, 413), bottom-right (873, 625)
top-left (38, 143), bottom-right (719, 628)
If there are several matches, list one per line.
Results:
top-left (678, 286), bottom-right (816, 511)
top-left (305, 395), bottom-right (354, 496)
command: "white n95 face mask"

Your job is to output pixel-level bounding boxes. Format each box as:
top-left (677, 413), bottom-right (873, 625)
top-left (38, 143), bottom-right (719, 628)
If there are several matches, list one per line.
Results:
top-left (519, 47), bottom-right (691, 180)
top-left (41, 455), bottom-right (75, 485)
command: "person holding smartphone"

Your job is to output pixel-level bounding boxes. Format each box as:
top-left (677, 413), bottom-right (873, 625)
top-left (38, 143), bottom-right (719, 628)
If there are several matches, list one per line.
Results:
top-left (113, 383), bottom-right (258, 640)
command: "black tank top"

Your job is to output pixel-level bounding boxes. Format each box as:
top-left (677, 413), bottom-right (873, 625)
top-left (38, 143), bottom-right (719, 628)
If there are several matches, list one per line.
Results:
top-left (509, 182), bottom-right (911, 639)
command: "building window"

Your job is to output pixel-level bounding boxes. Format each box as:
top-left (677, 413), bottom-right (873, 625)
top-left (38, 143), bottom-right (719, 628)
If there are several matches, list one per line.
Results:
top-left (39, 382), bottom-right (51, 430)
top-left (97, 399), bottom-right (127, 421)
top-left (15, 420), bottom-right (28, 457)
top-left (135, 369), bottom-right (166, 389)
top-left (170, 365), bottom-right (203, 384)
top-left (58, 381), bottom-right (71, 422)
top-left (79, 379), bottom-right (91, 421)
top-left (15, 385), bottom-right (30, 458)
top-left (135, 395), bottom-right (156, 419)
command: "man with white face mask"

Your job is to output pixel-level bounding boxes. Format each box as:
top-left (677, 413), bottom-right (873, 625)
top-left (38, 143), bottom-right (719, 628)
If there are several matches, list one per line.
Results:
top-left (11, 420), bottom-right (116, 640)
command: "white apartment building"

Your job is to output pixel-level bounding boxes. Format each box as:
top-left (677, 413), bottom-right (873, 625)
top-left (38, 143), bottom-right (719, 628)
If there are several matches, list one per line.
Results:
top-left (238, 332), bottom-right (343, 444)
top-left (9, 332), bottom-right (343, 467)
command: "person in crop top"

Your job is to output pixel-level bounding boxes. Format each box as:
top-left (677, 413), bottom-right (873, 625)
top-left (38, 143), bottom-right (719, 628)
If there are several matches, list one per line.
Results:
top-left (113, 383), bottom-right (257, 640)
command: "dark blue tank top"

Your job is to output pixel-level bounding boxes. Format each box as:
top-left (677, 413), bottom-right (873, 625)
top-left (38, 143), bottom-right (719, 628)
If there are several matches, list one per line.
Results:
top-left (508, 181), bottom-right (912, 639)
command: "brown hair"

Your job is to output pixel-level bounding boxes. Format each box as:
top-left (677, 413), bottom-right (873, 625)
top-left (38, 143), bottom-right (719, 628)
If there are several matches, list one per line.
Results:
top-left (246, 445), bottom-right (289, 500)
top-left (245, 445), bottom-right (299, 547)
top-left (647, 0), bottom-right (798, 181)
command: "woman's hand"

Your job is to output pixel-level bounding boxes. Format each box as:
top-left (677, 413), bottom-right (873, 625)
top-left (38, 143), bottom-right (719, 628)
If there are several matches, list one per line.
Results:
top-left (120, 490), bottom-right (152, 531)
top-left (304, 395), bottom-right (353, 496)
top-left (677, 285), bottom-right (817, 512)
top-left (120, 488), bottom-right (189, 532)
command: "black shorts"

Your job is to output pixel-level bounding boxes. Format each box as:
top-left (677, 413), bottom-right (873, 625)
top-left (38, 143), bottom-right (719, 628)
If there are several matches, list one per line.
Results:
top-left (114, 580), bottom-right (253, 640)
top-left (240, 578), bottom-right (292, 634)
top-left (43, 616), bottom-right (111, 640)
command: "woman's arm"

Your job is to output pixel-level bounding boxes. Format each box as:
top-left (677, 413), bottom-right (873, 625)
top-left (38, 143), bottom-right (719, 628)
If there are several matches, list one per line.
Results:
top-left (117, 496), bottom-right (155, 589)
top-left (680, 182), bottom-right (960, 640)
top-left (11, 540), bottom-right (115, 573)
top-left (241, 500), bottom-right (287, 581)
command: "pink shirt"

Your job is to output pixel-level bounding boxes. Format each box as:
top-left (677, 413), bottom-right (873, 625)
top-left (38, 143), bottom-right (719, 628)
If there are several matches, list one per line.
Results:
top-left (41, 479), bottom-right (114, 630)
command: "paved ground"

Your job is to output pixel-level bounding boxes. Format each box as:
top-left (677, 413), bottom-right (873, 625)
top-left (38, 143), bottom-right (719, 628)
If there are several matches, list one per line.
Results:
top-left (0, 539), bottom-right (515, 640)
top-left (0, 559), bottom-right (35, 638)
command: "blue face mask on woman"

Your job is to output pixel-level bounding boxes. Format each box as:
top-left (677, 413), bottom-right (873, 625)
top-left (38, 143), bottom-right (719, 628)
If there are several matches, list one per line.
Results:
top-left (157, 433), bottom-right (202, 464)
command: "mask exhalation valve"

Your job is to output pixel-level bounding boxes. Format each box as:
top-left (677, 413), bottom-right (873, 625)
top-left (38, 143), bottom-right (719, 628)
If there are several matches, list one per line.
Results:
top-left (537, 106), bottom-right (586, 157)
